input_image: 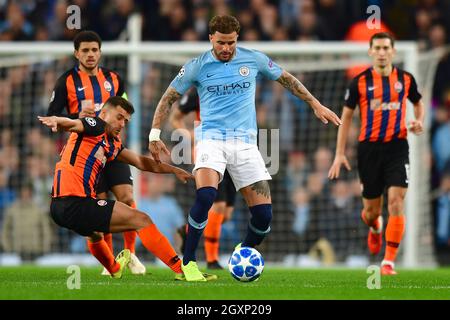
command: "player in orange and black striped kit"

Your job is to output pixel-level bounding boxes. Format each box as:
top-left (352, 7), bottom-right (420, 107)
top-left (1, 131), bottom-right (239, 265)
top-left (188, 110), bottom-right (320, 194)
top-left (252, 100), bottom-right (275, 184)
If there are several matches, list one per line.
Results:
top-left (47, 31), bottom-right (145, 275)
top-left (328, 32), bottom-right (425, 275)
top-left (39, 96), bottom-right (203, 280)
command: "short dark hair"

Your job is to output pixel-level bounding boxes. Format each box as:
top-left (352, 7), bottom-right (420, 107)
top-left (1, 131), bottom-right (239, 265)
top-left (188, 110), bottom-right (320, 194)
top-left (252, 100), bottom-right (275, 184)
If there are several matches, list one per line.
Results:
top-left (209, 15), bottom-right (240, 35)
top-left (370, 32), bottom-right (395, 48)
top-left (104, 96), bottom-right (134, 115)
top-left (73, 31), bottom-right (102, 50)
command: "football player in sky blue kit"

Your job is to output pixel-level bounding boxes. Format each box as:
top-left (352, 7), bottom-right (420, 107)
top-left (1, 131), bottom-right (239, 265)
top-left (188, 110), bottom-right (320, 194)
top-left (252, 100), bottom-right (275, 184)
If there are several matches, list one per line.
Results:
top-left (149, 15), bottom-right (342, 281)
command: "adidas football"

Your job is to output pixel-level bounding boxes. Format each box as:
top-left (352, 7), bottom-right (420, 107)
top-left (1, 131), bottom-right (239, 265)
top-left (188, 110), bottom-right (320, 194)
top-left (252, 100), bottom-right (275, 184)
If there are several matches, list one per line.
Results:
top-left (228, 246), bottom-right (264, 282)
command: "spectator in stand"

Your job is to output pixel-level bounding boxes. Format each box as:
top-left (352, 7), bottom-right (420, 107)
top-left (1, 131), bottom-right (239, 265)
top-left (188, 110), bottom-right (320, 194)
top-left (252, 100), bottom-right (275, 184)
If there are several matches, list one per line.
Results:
top-left (0, 2), bottom-right (34, 41)
top-left (1, 181), bottom-right (52, 260)
top-left (256, 4), bottom-right (279, 41)
top-left (289, 2), bottom-right (322, 41)
top-left (191, 2), bottom-right (209, 41)
top-left (432, 110), bottom-right (450, 175)
top-left (291, 186), bottom-right (310, 236)
top-left (98, 0), bottom-right (135, 40)
top-left (436, 169), bottom-right (450, 246)
top-left (429, 24), bottom-right (447, 50)
top-left (315, 0), bottom-right (349, 40)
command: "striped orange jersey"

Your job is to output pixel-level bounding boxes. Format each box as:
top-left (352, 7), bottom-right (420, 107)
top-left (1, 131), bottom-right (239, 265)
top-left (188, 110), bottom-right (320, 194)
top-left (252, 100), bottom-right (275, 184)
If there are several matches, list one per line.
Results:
top-left (52, 117), bottom-right (123, 198)
top-left (47, 66), bottom-right (125, 117)
top-left (344, 67), bottom-right (422, 142)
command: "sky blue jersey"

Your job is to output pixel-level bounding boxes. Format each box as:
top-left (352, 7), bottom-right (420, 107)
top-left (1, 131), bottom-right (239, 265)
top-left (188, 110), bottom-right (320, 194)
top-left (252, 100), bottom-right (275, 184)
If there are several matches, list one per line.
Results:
top-left (170, 47), bottom-right (283, 144)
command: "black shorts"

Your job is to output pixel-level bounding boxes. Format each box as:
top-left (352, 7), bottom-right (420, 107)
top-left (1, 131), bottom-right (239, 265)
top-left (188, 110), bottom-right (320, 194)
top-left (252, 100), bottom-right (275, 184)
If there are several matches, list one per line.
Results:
top-left (216, 170), bottom-right (236, 206)
top-left (357, 139), bottom-right (410, 199)
top-left (50, 197), bottom-right (115, 236)
top-left (96, 159), bottom-right (133, 194)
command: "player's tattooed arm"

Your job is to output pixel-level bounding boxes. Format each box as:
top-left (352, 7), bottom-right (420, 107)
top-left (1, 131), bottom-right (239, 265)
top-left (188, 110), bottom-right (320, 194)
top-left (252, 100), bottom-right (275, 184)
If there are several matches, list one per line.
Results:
top-left (277, 70), bottom-right (342, 126)
top-left (276, 70), bottom-right (315, 104)
top-left (152, 87), bottom-right (182, 129)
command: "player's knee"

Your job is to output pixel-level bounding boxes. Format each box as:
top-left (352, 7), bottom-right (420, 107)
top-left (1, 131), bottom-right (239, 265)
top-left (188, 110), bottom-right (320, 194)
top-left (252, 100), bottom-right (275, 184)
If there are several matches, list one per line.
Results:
top-left (87, 232), bottom-right (103, 243)
top-left (117, 193), bottom-right (134, 207)
top-left (132, 212), bottom-right (152, 229)
top-left (388, 196), bottom-right (404, 214)
top-left (195, 186), bottom-right (217, 211)
top-left (364, 204), bottom-right (381, 219)
top-left (249, 204), bottom-right (272, 232)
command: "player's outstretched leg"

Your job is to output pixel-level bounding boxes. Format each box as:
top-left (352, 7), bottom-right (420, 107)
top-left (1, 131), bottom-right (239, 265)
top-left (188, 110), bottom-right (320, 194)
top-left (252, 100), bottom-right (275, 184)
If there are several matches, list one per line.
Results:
top-left (87, 233), bottom-right (129, 278)
top-left (182, 186), bottom-right (218, 281)
top-left (100, 232), bottom-right (114, 275)
top-left (137, 223), bottom-right (183, 274)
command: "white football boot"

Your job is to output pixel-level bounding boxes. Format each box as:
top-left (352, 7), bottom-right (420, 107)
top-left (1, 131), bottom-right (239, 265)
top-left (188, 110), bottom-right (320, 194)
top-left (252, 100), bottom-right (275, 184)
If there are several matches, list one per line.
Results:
top-left (127, 253), bottom-right (146, 275)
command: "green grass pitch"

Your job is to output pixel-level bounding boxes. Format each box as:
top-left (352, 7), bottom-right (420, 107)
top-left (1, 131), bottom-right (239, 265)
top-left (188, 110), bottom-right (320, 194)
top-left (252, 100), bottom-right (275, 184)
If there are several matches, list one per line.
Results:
top-left (0, 266), bottom-right (449, 300)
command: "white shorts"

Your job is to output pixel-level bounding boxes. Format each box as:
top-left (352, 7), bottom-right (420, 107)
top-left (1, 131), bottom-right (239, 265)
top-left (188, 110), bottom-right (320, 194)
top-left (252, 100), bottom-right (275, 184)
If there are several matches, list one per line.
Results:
top-left (193, 139), bottom-right (272, 191)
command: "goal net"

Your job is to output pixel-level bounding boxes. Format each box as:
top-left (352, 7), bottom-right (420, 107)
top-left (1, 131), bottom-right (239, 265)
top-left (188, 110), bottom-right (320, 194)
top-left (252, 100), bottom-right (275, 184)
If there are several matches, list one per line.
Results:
top-left (0, 41), bottom-right (441, 268)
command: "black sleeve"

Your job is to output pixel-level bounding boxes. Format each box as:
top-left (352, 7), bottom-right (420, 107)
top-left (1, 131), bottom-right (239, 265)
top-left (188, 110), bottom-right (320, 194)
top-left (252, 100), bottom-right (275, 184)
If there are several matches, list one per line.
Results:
top-left (406, 72), bottom-right (422, 104)
top-left (116, 72), bottom-right (126, 97)
top-left (343, 77), bottom-right (359, 109)
top-left (47, 72), bottom-right (71, 116)
top-left (80, 117), bottom-right (106, 136)
top-left (178, 89), bottom-right (199, 114)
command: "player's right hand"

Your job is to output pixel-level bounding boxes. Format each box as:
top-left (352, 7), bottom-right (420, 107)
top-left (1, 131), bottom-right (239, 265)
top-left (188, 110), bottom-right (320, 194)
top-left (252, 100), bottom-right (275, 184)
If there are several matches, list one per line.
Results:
top-left (37, 116), bottom-right (58, 132)
top-left (174, 168), bottom-right (195, 184)
top-left (149, 140), bottom-right (170, 163)
top-left (328, 154), bottom-right (351, 179)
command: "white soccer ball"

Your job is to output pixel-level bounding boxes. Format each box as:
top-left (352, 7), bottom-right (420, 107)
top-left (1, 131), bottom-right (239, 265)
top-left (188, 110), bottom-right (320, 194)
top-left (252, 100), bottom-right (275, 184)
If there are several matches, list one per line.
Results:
top-left (228, 246), bottom-right (264, 282)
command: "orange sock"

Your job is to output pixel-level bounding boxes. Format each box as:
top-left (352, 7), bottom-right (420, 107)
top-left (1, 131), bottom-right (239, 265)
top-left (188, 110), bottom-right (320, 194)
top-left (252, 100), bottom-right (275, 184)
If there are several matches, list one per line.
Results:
top-left (123, 231), bottom-right (137, 253)
top-left (204, 210), bottom-right (224, 263)
top-left (123, 202), bottom-right (137, 253)
top-left (384, 215), bottom-right (405, 262)
top-left (138, 224), bottom-right (182, 273)
top-left (103, 233), bottom-right (113, 254)
top-left (87, 239), bottom-right (119, 274)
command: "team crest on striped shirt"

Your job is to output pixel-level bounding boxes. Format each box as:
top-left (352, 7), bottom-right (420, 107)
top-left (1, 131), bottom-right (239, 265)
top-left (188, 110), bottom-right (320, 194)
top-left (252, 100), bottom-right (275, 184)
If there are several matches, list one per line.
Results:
top-left (104, 80), bottom-right (112, 92)
top-left (97, 200), bottom-right (107, 207)
top-left (394, 81), bottom-right (403, 93)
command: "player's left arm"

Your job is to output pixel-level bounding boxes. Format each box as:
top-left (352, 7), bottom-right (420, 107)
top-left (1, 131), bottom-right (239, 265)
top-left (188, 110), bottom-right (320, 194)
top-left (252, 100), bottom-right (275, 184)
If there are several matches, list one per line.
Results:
top-left (116, 148), bottom-right (194, 183)
top-left (37, 116), bottom-right (84, 133)
top-left (408, 99), bottom-right (425, 135)
top-left (276, 70), bottom-right (342, 126)
top-left (406, 73), bottom-right (425, 135)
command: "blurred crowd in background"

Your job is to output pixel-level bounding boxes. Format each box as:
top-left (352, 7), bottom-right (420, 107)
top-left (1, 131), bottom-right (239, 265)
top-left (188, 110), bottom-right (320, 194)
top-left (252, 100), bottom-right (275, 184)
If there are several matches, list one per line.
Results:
top-left (0, 0), bottom-right (450, 265)
top-left (0, 0), bottom-right (448, 50)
